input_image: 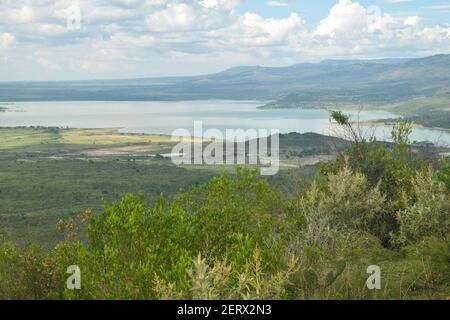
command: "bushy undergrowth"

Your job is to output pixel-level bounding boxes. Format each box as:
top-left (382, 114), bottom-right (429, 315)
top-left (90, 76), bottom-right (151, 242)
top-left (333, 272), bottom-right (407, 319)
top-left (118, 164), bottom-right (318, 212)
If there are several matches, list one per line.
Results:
top-left (0, 117), bottom-right (449, 300)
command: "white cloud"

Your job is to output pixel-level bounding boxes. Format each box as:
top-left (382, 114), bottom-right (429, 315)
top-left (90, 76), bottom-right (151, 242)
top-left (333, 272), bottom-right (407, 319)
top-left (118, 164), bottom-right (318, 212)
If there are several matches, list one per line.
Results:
top-left (146, 3), bottom-right (197, 32)
top-left (0, 33), bottom-right (16, 48)
top-left (315, 0), bottom-right (397, 36)
top-left (316, 0), bottom-right (367, 36)
top-left (144, 1), bottom-right (241, 32)
top-left (199, 0), bottom-right (241, 11)
top-left (0, 0), bottom-right (449, 80)
top-left (0, 5), bottom-right (35, 24)
top-left (36, 56), bottom-right (61, 71)
top-left (308, 0), bottom-right (448, 60)
top-left (404, 16), bottom-right (421, 27)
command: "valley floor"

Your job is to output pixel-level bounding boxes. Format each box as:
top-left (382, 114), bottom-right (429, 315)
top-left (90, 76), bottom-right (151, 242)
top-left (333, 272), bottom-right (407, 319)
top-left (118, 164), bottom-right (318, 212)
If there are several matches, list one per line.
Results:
top-left (0, 127), bottom-right (323, 245)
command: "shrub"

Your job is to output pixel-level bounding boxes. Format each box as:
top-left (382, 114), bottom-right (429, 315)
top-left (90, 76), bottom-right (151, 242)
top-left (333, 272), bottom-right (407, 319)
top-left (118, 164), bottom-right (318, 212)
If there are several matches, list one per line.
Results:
top-left (300, 166), bottom-right (386, 247)
top-left (436, 156), bottom-right (450, 191)
top-left (395, 168), bottom-right (450, 245)
top-left (47, 169), bottom-right (292, 299)
top-left (0, 242), bottom-right (63, 299)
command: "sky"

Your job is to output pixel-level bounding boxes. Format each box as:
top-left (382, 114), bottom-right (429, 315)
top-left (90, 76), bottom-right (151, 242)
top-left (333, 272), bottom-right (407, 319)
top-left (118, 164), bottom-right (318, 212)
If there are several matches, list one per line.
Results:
top-left (0, 0), bottom-right (449, 81)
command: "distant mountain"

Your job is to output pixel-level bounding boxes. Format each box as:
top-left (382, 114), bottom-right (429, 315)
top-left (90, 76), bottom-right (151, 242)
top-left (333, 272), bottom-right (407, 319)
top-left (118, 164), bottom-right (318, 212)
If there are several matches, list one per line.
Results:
top-left (0, 55), bottom-right (449, 108)
top-left (319, 58), bottom-right (412, 66)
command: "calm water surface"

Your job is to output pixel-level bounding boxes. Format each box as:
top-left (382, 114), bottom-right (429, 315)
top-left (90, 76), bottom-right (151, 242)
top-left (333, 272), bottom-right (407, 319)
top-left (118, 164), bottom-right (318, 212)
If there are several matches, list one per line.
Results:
top-left (1, 101), bottom-right (449, 145)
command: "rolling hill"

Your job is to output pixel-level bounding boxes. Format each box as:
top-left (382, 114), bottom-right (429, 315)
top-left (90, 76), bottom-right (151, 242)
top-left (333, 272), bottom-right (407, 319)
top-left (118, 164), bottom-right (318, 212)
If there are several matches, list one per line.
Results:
top-left (0, 54), bottom-right (449, 111)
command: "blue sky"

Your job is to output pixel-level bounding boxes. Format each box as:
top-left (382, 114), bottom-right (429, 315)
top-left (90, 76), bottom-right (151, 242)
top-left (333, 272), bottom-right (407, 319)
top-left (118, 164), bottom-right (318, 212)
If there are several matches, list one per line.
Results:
top-left (0, 0), bottom-right (449, 81)
top-left (241, 0), bottom-right (449, 27)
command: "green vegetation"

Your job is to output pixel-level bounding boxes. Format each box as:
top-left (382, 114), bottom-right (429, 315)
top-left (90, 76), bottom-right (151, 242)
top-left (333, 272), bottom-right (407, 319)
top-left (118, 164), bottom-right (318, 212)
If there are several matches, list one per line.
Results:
top-left (368, 97), bottom-right (450, 130)
top-left (0, 127), bottom-right (325, 246)
top-left (386, 96), bottom-right (450, 116)
top-left (0, 127), bottom-right (210, 245)
top-left (0, 115), bottom-right (448, 300)
top-left (0, 157), bottom-right (216, 245)
top-left (405, 110), bottom-right (450, 130)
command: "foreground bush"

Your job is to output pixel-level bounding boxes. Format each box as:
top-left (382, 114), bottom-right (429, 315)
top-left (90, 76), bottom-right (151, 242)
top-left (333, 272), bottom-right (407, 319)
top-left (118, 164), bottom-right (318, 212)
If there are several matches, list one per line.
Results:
top-left (395, 168), bottom-right (450, 245)
top-left (0, 164), bottom-right (448, 300)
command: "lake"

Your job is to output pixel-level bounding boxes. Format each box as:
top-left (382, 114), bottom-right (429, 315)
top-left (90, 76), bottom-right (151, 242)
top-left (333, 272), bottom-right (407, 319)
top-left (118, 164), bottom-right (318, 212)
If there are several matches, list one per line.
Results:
top-left (1, 100), bottom-right (449, 145)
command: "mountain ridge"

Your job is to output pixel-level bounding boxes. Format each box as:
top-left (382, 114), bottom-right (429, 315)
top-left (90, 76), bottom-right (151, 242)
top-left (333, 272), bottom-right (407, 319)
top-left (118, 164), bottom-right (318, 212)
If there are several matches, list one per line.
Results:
top-left (0, 54), bottom-right (449, 108)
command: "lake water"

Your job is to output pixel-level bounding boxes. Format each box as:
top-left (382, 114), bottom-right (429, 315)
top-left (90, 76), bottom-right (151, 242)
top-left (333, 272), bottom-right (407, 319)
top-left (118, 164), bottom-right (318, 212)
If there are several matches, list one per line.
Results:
top-left (1, 100), bottom-right (449, 145)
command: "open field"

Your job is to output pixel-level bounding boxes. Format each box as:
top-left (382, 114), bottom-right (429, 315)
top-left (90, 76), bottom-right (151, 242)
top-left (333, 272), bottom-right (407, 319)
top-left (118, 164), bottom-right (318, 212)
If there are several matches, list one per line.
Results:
top-left (0, 127), bottom-right (328, 246)
top-left (0, 156), bottom-right (219, 245)
top-left (0, 127), bottom-right (175, 153)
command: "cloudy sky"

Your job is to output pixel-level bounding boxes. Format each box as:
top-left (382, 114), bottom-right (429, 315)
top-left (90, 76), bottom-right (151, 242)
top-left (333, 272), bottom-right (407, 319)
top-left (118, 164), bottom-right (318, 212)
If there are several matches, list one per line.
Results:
top-left (0, 0), bottom-right (449, 81)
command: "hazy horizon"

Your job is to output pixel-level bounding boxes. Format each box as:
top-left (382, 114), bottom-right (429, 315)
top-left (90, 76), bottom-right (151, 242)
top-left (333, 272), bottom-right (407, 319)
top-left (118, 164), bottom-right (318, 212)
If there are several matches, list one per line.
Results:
top-left (1, 0), bottom-right (449, 81)
top-left (1, 54), bottom-right (445, 83)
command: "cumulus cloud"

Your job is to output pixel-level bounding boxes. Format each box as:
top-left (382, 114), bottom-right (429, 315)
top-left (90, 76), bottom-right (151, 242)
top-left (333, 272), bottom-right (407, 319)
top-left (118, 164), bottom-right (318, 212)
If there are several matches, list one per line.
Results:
top-left (306, 0), bottom-right (449, 59)
top-left (315, 0), bottom-right (397, 36)
top-left (37, 56), bottom-right (61, 71)
top-left (0, 5), bottom-right (35, 24)
top-left (0, 33), bottom-right (16, 48)
top-left (145, 1), bottom-right (238, 32)
top-left (404, 16), bottom-right (421, 27)
top-left (208, 12), bottom-right (304, 48)
top-left (0, 0), bottom-right (449, 80)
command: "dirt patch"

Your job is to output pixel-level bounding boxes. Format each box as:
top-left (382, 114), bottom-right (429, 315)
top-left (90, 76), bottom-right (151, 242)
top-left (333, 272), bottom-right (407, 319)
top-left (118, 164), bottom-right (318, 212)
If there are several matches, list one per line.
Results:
top-left (77, 143), bottom-right (173, 156)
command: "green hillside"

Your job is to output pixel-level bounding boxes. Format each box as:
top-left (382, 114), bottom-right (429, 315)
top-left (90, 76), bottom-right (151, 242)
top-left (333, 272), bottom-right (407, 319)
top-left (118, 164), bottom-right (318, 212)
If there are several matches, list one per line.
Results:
top-left (1, 118), bottom-right (448, 300)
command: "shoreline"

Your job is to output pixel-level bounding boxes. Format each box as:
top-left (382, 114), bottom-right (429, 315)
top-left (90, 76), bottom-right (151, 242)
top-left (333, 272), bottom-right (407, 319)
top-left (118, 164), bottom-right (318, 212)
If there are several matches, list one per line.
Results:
top-left (1, 99), bottom-right (449, 144)
top-left (259, 101), bottom-right (450, 132)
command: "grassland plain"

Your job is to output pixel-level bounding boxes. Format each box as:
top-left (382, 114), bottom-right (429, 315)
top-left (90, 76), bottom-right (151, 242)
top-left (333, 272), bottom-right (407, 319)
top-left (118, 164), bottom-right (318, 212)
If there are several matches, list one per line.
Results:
top-left (0, 127), bottom-right (324, 246)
